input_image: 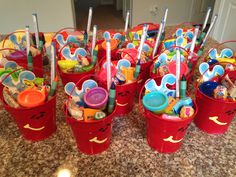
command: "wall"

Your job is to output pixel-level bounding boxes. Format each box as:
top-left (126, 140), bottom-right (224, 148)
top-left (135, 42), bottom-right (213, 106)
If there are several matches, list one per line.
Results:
top-left (0, 0), bottom-right (75, 34)
top-left (131, 0), bottom-right (194, 26)
top-left (212, 0), bottom-right (236, 50)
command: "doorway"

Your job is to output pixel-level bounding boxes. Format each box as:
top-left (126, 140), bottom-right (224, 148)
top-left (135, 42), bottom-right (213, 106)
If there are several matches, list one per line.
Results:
top-left (190, 0), bottom-right (216, 25)
top-left (74, 0), bottom-right (126, 30)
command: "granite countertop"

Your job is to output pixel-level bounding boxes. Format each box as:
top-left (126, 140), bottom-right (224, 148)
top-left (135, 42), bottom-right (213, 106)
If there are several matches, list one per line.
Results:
top-left (0, 26), bottom-right (236, 177)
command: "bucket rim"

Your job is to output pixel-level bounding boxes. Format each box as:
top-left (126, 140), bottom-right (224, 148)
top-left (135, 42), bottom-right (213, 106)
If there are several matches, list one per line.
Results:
top-left (2, 94), bottom-right (57, 110)
top-left (143, 99), bottom-right (198, 123)
top-left (57, 62), bottom-right (95, 76)
top-left (197, 87), bottom-right (236, 104)
top-left (64, 103), bottom-right (117, 124)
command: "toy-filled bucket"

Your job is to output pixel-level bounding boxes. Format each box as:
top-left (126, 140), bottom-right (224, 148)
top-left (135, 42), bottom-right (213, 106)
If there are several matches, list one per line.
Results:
top-left (1, 31), bottom-right (44, 76)
top-left (57, 42), bottom-right (96, 86)
top-left (139, 77), bottom-right (198, 153)
top-left (1, 67), bottom-right (57, 141)
top-left (4, 95), bottom-right (56, 141)
top-left (65, 75), bottom-right (117, 154)
top-left (194, 42), bottom-right (236, 134)
top-left (97, 51), bottom-right (138, 116)
top-left (195, 86), bottom-right (236, 134)
top-left (150, 45), bottom-right (198, 83)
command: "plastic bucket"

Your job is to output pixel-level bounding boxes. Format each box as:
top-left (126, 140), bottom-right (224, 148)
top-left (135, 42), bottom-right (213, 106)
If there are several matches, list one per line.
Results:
top-left (139, 77), bottom-right (198, 153)
top-left (3, 95), bottom-right (56, 141)
top-left (150, 46), bottom-right (199, 83)
top-left (65, 75), bottom-right (117, 154)
top-left (1, 68), bottom-right (57, 141)
top-left (97, 53), bottom-right (137, 116)
top-left (57, 42), bottom-right (96, 86)
top-left (194, 69), bottom-right (236, 134)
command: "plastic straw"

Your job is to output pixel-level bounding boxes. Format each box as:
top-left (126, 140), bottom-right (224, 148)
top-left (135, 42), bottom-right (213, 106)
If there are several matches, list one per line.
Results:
top-left (25, 26), bottom-right (30, 55)
top-left (200, 14), bottom-right (218, 48)
top-left (32, 13), bottom-right (40, 49)
top-left (176, 48), bottom-right (181, 98)
top-left (152, 19), bottom-right (164, 58)
top-left (188, 26), bottom-right (199, 60)
top-left (137, 25), bottom-right (148, 60)
top-left (106, 36), bottom-right (111, 91)
top-left (91, 25), bottom-right (97, 55)
top-left (202, 7), bottom-right (212, 32)
top-left (162, 8), bottom-right (168, 33)
top-left (87, 7), bottom-right (93, 34)
top-left (50, 42), bottom-right (56, 86)
top-left (124, 10), bottom-right (130, 34)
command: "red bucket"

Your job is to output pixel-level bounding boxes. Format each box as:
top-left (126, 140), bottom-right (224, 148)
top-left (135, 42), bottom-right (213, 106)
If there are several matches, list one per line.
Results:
top-left (150, 46), bottom-right (199, 83)
top-left (194, 57), bottom-right (236, 134)
top-left (1, 68), bottom-right (57, 141)
top-left (65, 75), bottom-right (116, 154)
top-left (139, 77), bottom-right (198, 153)
top-left (97, 54), bottom-right (137, 116)
top-left (57, 42), bottom-right (96, 86)
top-left (195, 88), bottom-right (236, 134)
top-left (120, 42), bottom-right (155, 94)
top-left (3, 95), bottom-right (56, 141)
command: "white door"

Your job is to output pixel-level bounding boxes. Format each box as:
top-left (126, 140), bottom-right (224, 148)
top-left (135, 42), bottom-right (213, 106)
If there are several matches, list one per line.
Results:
top-left (190, 0), bottom-right (216, 23)
top-left (212, 0), bottom-right (236, 50)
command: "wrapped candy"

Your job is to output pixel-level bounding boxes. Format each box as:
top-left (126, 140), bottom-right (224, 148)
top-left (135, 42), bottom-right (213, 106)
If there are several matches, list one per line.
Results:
top-left (180, 106), bottom-right (194, 119)
top-left (213, 85), bottom-right (228, 100)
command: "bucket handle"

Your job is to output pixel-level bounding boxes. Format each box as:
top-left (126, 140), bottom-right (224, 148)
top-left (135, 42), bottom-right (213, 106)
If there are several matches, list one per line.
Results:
top-left (166, 22), bottom-right (196, 40)
top-left (1, 30), bottom-right (36, 49)
top-left (204, 40), bottom-right (236, 62)
top-left (51, 27), bottom-right (84, 43)
top-left (0, 48), bottom-right (26, 57)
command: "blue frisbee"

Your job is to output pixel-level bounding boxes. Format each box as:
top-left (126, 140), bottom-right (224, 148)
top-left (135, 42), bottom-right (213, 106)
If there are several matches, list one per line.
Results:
top-left (142, 91), bottom-right (168, 112)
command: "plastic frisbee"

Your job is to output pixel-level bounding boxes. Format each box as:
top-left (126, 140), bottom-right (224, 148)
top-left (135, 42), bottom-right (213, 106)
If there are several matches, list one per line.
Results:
top-left (168, 61), bottom-right (188, 77)
top-left (17, 89), bottom-right (46, 108)
top-left (199, 81), bottom-right (219, 97)
top-left (142, 91), bottom-right (168, 112)
top-left (101, 38), bottom-right (118, 50)
top-left (84, 87), bottom-right (108, 109)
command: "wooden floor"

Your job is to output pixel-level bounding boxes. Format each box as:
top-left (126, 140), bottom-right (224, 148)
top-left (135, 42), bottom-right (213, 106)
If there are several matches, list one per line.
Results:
top-left (76, 5), bottom-right (125, 30)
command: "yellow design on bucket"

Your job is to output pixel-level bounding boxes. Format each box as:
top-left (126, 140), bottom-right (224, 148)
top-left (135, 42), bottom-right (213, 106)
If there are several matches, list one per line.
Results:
top-left (23, 124), bottom-right (45, 131)
top-left (209, 116), bottom-right (227, 126)
top-left (163, 136), bottom-right (183, 143)
top-left (89, 137), bottom-right (107, 144)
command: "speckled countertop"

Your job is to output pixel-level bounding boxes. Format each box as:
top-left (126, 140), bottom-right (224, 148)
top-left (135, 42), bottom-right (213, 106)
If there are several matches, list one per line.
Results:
top-left (0, 26), bottom-right (236, 177)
